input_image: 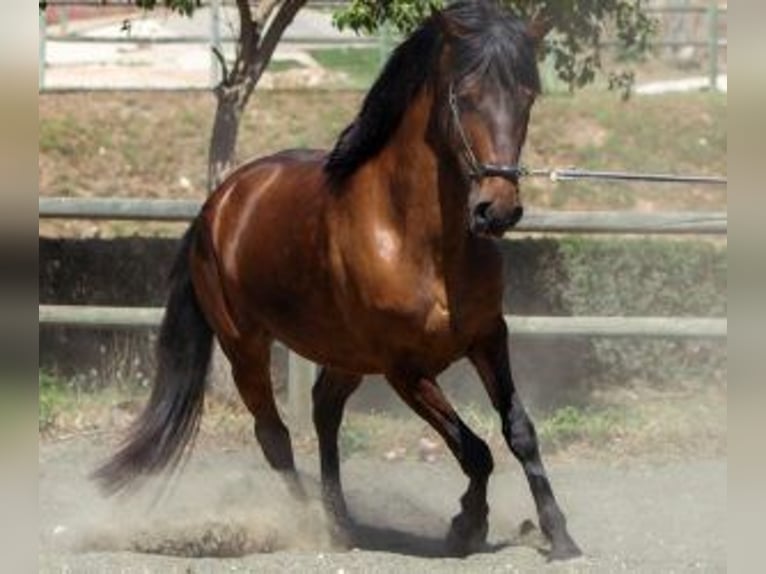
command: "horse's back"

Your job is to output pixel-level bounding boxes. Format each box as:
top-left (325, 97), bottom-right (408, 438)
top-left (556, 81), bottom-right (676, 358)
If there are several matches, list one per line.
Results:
top-left (215, 148), bottom-right (328, 194)
top-left (204, 148), bottom-right (330, 234)
top-left (201, 149), bottom-right (332, 273)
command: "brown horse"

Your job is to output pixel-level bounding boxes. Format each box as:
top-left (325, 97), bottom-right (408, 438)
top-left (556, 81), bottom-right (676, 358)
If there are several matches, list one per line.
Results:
top-left (95, 0), bottom-right (581, 560)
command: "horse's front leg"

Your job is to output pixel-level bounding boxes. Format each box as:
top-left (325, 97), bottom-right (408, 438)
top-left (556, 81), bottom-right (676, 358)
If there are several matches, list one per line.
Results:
top-left (387, 372), bottom-right (494, 556)
top-left (469, 318), bottom-right (582, 560)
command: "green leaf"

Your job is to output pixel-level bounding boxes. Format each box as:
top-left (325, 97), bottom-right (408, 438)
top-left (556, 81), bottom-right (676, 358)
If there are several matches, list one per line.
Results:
top-left (333, 0), bottom-right (656, 93)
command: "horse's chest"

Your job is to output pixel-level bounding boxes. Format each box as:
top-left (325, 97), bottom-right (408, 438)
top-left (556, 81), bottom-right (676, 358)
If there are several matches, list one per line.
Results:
top-left (339, 237), bottom-right (502, 373)
top-left (385, 284), bottom-right (490, 362)
top-left (369, 292), bottom-right (484, 376)
top-left (423, 299), bottom-right (453, 336)
top-left (422, 291), bottom-right (492, 344)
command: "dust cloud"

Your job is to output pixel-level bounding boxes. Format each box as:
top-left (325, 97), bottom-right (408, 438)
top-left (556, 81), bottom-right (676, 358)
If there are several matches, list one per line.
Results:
top-left (43, 445), bottom-right (337, 559)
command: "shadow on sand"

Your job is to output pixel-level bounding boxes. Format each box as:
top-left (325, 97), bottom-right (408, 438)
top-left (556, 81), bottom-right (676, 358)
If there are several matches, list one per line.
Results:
top-left (346, 520), bottom-right (512, 558)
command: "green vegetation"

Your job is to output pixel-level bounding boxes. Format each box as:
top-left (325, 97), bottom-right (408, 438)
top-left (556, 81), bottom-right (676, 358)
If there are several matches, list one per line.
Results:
top-left (267, 59), bottom-right (307, 74)
top-left (38, 369), bottom-right (151, 435)
top-left (39, 115), bottom-right (111, 159)
top-left (337, 404), bottom-right (631, 459)
top-left (558, 236), bottom-right (726, 384)
top-left (558, 236), bottom-right (726, 317)
top-left (39, 371), bottom-right (71, 431)
top-left (339, 424), bottom-right (372, 459)
top-left (538, 405), bottom-right (629, 451)
top-left (309, 47), bottom-right (383, 88)
top-left (330, 384), bottom-right (725, 460)
top-left (334, 0), bottom-right (655, 95)
top-left (501, 236), bottom-right (726, 390)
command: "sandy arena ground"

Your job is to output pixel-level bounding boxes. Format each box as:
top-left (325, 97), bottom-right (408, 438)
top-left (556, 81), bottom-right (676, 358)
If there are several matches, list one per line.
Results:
top-left (39, 435), bottom-right (725, 573)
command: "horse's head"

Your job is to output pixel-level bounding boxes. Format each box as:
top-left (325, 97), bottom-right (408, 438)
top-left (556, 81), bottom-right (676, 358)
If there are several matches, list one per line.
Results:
top-left (436, 2), bottom-right (552, 237)
top-left (325, 1), bottom-right (553, 239)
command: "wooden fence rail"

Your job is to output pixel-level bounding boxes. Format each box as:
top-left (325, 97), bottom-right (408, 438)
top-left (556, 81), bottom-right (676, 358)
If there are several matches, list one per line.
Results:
top-left (39, 304), bottom-right (727, 338)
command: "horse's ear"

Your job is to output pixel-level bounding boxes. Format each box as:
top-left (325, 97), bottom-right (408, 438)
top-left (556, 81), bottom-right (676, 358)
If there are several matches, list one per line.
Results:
top-left (434, 9), bottom-right (465, 40)
top-left (526, 10), bottom-right (555, 45)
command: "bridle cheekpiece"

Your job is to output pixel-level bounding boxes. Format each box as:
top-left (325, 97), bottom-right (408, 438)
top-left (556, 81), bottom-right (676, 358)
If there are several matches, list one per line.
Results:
top-left (448, 82), bottom-right (528, 184)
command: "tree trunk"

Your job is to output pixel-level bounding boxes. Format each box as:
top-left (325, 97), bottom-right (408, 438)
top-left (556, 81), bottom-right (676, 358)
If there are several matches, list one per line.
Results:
top-left (205, 0), bottom-right (307, 193)
top-left (207, 87), bottom-right (246, 192)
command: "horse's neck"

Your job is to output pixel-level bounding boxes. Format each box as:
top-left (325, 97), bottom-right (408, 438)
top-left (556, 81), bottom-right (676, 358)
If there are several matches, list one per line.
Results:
top-left (370, 90), bottom-right (470, 264)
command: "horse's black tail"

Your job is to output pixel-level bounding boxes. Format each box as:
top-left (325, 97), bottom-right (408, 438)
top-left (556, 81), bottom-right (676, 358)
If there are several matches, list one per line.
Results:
top-left (93, 219), bottom-right (214, 494)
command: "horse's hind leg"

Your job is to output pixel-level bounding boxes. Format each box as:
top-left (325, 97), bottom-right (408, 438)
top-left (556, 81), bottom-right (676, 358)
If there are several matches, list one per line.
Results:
top-left (312, 368), bottom-right (361, 532)
top-left (469, 318), bottom-right (581, 560)
top-left (387, 373), bottom-right (494, 557)
top-left (229, 339), bottom-right (305, 500)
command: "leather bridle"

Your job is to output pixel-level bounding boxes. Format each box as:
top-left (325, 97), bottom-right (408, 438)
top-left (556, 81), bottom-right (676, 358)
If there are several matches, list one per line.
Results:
top-left (447, 82), bottom-right (528, 183)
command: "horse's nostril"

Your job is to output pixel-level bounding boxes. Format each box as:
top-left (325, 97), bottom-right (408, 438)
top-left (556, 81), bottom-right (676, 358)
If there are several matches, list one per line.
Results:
top-left (474, 201), bottom-right (492, 222)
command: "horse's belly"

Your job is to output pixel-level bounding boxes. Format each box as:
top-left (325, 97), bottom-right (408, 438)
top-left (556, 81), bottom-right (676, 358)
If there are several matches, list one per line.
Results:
top-left (239, 288), bottom-right (384, 373)
top-left (256, 296), bottom-right (474, 376)
top-left (274, 329), bottom-right (391, 375)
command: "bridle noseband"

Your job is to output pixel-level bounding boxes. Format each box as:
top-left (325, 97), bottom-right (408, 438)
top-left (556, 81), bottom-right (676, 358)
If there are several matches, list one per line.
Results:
top-left (448, 83), bottom-right (528, 183)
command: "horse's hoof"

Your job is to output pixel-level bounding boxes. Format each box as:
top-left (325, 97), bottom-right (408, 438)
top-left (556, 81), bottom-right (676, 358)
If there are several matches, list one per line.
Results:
top-left (446, 514), bottom-right (488, 557)
top-left (326, 513), bottom-right (356, 550)
top-left (328, 524), bottom-right (353, 550)
top-left (547, 540), bottom-right (583, 561)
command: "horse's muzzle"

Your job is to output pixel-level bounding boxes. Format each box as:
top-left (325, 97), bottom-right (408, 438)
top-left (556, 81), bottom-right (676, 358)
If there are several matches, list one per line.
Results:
top-left (471, 203), bottom-right (524, 237)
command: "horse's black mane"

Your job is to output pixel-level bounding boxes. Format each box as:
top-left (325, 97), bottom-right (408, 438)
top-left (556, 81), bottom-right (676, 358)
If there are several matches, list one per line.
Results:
top-left (324, 0), bottom-right (540, 184)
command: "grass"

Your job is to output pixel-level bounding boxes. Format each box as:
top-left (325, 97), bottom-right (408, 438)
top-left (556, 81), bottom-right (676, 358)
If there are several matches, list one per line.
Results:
top-left (337, 404), bottom-right (633, 461)
top-left (309, 47), bottom-right (383, 88)
top-left (339, 423), bottom-right (374, 459)
top-left (39, 115), bottom-right (112, 159)
top-left (336, 382), bottom-right (726, 463)
top-left (523, 89), bottom-right (727, 211)
top-left (38, 369), bottom-right (149, 435)
top-left (267, 59), bottom-right (307, 74)
top-left (39, 371), bottom-right (69, 432)
top-left (537, 405), bottom-right (630, 452)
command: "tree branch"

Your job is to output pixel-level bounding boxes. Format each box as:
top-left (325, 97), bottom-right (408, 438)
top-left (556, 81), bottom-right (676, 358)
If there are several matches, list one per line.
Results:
top-left (255, 0), bottom-right (308, 80)
top-left (234, 0), bottom-right (259, 80)
top-left (211, 45), bottom-right (230, 86)
top-left (254, 0), bottom-right (283, 26)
